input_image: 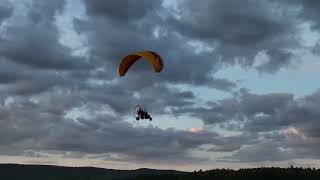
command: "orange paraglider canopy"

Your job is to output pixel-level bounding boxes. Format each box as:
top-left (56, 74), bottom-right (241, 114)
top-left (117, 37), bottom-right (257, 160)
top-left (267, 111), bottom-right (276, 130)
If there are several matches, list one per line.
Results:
top-left (119, 51), bottom-right (163, 76)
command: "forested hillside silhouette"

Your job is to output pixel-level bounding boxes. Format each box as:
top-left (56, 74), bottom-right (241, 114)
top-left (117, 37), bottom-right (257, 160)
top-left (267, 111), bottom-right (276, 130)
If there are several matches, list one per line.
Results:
top-left (131, 167), bottom-right (320, 180)
top-left (0, 164), bottom-right (185, 180)
top-left (0, 164), bottom-right (320, 180)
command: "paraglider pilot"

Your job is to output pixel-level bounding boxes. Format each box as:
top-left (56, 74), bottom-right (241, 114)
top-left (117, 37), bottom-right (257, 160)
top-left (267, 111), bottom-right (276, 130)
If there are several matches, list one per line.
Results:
top-left (135, 105), bottom-right (152, 121)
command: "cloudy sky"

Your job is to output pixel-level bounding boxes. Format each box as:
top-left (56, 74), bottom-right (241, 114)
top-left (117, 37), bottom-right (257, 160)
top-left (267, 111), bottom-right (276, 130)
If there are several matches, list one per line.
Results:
top-left (0, 0), bottom-right (320, 171)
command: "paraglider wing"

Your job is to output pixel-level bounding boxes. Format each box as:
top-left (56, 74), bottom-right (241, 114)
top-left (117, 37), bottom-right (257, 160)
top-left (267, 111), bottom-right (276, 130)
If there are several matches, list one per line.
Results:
top-left (119, 51), bottom-right (163, 76)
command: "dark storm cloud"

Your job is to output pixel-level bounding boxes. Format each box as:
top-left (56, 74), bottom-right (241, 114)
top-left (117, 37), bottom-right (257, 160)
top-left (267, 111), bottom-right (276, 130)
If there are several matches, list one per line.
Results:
top-left (231, 90), bottom-right (320, 162)
top-left (8, 75), bottom-right (73, 96)
top-left (0, 60), bottom-right (24, 84)
top-left (0, 95), bottom-right (219, 163)
top-left (74, 1), bottom-right (237, 91)
top-left (82, 0), bottom-right (161, 22)
top-left (172, 97), bottom-right (240, 123)
top-left (241, 89), bottom-right (320, 135)
top-left (173, 90), bottom-right (295, 128)
top-left (168, 0), bottom-right (287, 43)
top-left (0, 20), bottom-right (88, 70)
top-left (28, 0), bottom-right (65, 22)
top-left (0, 26), bottom-right (87, 70)
top-left (0, 59), bottom-right (83, 96)
top-left (295, 91), bottom-right (320, 136)
top-left (238, 91), bottom-right (294, 117)
top-left (312, 42), bottom-right (320, 55)
top-left (255, 49), bottom-right (294, 73)
top-left (0, 0), bottom-right (90, 71)
top-left (47, 119), bottom-right (217, 163)
top-left (272, 0), bottom-right (320, 55)
top-left (137, 84), bottom-right (196, 110)
top-left (0, 0), bottom-right (95, 96)
top-left (223, 128), bottom-right (320, 163)
top-left (173, 89), bottom-right (320, 162)
top-left (227, 140), bottom-right (295, 162)
top-left (79, 83), bottom-right (197, 115)
top-left (0, 5), bottom-right (12, 25)
top-left (167, 0), bottom-right (300, 73)
top-left (282, 0), bottom-right (320, 30)
top-left (176, 91), bottom-right (195, 99)
top-left (206, 132), bottom-right (260, 153)
top-left (173, 99), bottom-right (239, 124)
